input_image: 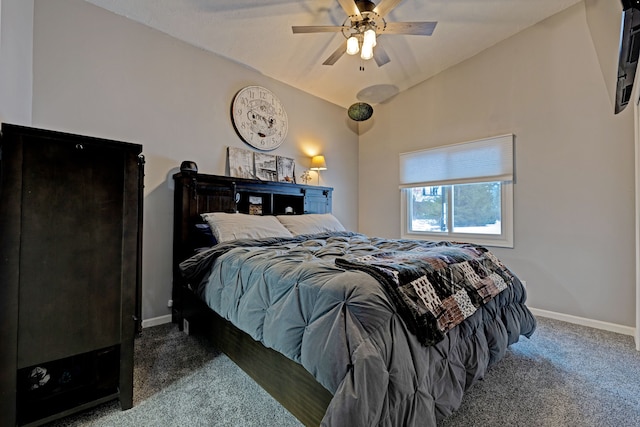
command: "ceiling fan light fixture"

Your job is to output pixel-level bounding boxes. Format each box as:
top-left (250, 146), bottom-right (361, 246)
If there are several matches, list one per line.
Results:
top-left (360, 41), bottom-right (374, 60)
top-left (359, 27), bottom-right (376, 60)
top-left (293, 0), bottom-right (438, 67)
top-left (346, 36), bottom-right (360, 55)
top-left (364, 28), bottom-right (377, 47)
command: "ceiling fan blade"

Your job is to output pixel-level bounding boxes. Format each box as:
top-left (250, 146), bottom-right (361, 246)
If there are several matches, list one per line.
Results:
top-left (292, 25), bottom-right (349, 33)
top-left (373, 44), bottom-right (391, 67)
top-left (373, 0), bottom-right (403, 18)
top-left (381, 21), bottom-right (437, 36)
top-left (338, 0), bottom-right (362, 21)
top-left (323, 40), bottom-right (348, 65)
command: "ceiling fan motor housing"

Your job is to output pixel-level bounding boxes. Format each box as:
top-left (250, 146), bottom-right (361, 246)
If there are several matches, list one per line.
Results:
top-left (355, 0), bottom-right (377, 14)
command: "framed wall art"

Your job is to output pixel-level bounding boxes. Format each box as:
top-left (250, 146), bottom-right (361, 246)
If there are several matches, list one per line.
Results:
top-left (248, 195), bottom-right (263, 215)
top-left (228, 147), bottom-right (254, 179)
top-left (254, 153), bottom-right (277, 181)
top-left (277, 156), bottom-right (296, 183)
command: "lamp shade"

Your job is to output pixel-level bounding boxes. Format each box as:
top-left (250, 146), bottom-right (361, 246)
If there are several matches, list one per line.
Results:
top-left (310, 155), bottom-right (327, 171)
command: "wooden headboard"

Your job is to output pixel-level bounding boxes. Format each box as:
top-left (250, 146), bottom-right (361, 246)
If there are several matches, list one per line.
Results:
top-left (171, 171), bottom-right (333, 321)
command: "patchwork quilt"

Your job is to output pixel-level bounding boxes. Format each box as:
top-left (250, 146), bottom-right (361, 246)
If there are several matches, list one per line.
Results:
top-left (336, 243), bottom-right (515, 346)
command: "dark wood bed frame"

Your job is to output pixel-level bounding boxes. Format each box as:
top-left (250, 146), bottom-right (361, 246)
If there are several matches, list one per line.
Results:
top-left (172, 171), bottom-right (335, 426)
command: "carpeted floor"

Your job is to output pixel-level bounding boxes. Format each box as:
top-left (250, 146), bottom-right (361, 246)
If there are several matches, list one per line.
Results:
top-left (45, 316), bottom-right (640, 427)
top-left (439, 317), bottom-right (640, 427)
top-left (46, 324), bottom-right (301, 427)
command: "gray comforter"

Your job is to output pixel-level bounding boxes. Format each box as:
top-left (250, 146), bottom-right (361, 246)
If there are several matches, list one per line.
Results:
top-left (180, 232), bottom-right (536, 426)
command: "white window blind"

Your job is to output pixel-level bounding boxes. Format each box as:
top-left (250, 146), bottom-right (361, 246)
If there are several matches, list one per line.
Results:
top-left (399, 134), bottom-right (514, 188)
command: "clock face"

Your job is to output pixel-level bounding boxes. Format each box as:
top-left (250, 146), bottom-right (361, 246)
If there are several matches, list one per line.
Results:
top-left (231, 86), bottom-right (288, 151)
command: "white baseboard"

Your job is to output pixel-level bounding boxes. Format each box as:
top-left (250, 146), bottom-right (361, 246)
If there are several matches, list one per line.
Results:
top-left (141, 314), bottom-right (172, 329)
top-left (529, 307), bottom-right (635, 337)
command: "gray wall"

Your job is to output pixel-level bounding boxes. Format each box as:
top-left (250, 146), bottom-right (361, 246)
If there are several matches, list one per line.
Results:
top-left (6, 0), bottom-right (637, 329)
top-left (359, 3), bottom-right (636, 327)
top-left (0, 0), bottom-right (33, 125)
top-left (31, 0), bottom-right (359, 322)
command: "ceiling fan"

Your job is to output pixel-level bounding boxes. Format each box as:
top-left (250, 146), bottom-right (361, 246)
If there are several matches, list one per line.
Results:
top-left (292, 0), bottom-right (437, 67)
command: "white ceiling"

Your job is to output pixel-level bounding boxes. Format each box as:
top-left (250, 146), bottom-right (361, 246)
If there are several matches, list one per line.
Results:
top-left (85, 0), bottom-right (583, 108)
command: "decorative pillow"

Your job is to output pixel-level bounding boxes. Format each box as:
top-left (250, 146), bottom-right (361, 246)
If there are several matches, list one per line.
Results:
top-left (276, 213), bottom-right (346, 236)
top-left (189, 223), bottom-right (217, 252)
top-left (201, 212), bottom-right (293, 243)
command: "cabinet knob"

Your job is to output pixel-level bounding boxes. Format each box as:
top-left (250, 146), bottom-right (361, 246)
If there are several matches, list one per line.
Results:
top-left (75, 144), bottom-right (84, 150)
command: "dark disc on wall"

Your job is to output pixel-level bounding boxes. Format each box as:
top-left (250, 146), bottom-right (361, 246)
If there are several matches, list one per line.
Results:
top-left (347, 102), bottom-right (374, 121)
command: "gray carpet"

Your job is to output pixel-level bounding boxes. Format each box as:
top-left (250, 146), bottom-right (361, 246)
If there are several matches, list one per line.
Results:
top-left (439, 317), bottom-right (640, 427)
top-left (46, 317), bottom-right (640, 427)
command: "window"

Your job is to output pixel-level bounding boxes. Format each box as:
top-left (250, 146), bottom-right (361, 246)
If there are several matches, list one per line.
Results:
top-left (400, 135), bottom-right (514, 248)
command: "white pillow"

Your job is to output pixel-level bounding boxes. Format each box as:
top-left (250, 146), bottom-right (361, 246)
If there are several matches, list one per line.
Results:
top-left (276, 213), bottom-right (346, 236)
top-left (201, 212), bottom-right (293, 243)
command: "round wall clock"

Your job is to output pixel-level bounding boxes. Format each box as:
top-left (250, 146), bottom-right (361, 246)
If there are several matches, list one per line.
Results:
top-left (231, 85), bottom-right (288, 151)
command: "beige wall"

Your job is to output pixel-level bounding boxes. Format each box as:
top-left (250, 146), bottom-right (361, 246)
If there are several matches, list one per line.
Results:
top-left (31, 0), bottom-right (359, 321)
top-left (359, 3), bottom-right (636, 327)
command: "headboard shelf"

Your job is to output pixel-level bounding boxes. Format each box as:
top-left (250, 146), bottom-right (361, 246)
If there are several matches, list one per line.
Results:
top-left (173, 172), bottom-right (333, 215)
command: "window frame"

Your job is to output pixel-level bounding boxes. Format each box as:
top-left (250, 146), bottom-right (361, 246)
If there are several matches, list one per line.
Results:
top-left (400, 181), bottom-right (514, 248)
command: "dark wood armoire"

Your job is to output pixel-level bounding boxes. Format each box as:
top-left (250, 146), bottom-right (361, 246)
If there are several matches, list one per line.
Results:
top-left (0, 124), bottom-right (144, 426)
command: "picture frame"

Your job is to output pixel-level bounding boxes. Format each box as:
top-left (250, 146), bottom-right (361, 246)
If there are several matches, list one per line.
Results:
top-left (228, 147), bottom-right (255, 179)
top-left (277, 156), bottom-right (296, 183)
top-left (248, 196), bottom-right (263, 215)
top-left (254, 153), bottom-right (278, 181)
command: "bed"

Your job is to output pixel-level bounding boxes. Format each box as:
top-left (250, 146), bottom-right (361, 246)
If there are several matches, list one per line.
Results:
top-left (172, 171), bottom-right (536, 426)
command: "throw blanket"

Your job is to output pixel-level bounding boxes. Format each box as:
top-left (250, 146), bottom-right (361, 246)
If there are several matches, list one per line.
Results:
top-left (336, 244), bottom-right (515, 346)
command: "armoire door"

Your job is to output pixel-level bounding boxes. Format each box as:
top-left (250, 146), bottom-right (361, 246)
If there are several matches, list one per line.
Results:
top-left (17, 136), bottom-right (125, 368)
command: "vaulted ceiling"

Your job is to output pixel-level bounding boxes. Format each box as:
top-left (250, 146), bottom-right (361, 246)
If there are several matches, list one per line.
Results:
top-left (86, 0), bottom-right (583, 108)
